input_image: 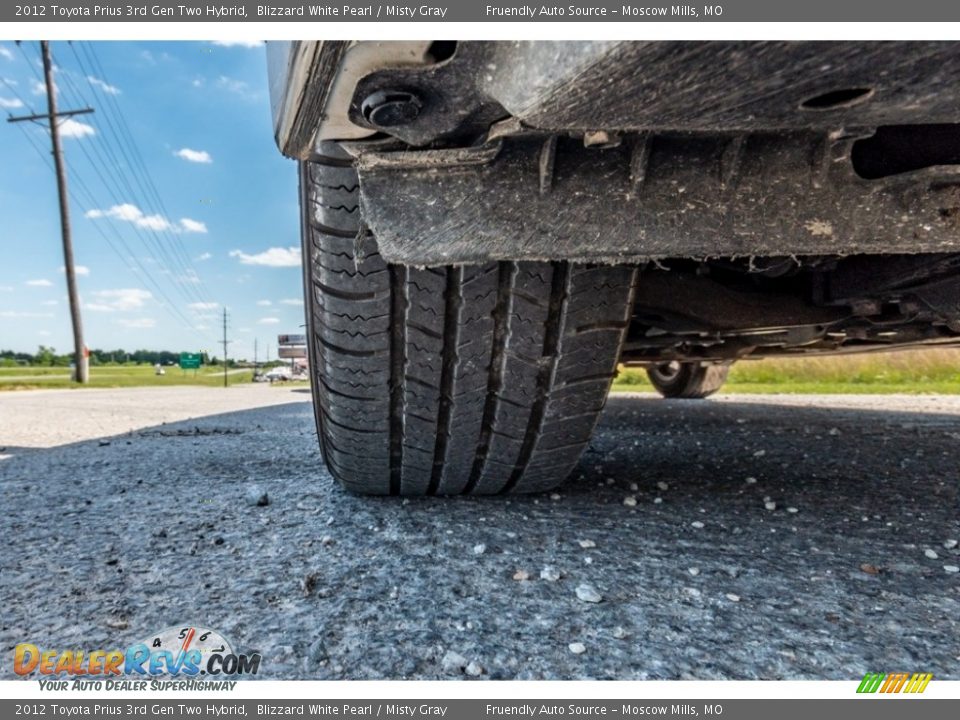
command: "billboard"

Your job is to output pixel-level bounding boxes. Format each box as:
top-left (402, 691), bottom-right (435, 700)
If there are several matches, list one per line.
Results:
top-left (278, 346), bottom-right (307, 359)
top-left (278, 334), bottom-right (306, 346)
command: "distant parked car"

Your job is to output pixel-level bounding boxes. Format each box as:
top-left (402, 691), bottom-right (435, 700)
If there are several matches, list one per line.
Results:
top-left (264, 366), bottom-right (293, 382)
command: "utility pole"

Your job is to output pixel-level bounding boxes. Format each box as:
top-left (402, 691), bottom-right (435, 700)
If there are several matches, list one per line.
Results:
top-left (8, 41), bottom-right (94, 384)
top-left (220, 307), bottom-right (230, 388)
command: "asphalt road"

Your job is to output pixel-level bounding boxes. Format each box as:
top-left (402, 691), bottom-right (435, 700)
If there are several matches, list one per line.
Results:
top-left (1, 386), bottom-right (958, 680)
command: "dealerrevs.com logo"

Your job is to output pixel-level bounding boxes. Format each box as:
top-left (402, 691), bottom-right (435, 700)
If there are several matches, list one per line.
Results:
top-left (14, 626), bottom-right (260, 690)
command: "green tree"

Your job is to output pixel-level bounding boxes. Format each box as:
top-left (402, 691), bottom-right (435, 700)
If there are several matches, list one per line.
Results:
top-left (35, 345), bottom-right (56, 366)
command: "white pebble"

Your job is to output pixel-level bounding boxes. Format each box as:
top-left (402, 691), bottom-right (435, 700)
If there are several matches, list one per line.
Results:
top-left (575, 583), bottom-right (603, 603)
top-left (725, 593), bottom-right (741, 602)
top-left (441, 650), bottom-right (468, 673)
top-left (944, 565), bottom-right (960, 574)
top-left (577, 539), bottom-right (596, 549)
top-left (944, 539), bottom-right (958, 549)
top-left (765, 501), bottom-right (777, 511)
top-left (612, 626), bottom-right (627, 639)
top-left (568, 642), bottom-right (587, 655)
top-left (753, 450), bottom-right (766, 458)
top-left (688, 567), bottom-right (700, 576)
top-left (787, 507), bottom-right (799, 514)
top-left (745, 477), bottom-right (757, 484)
top-left (629, 482), bottom-right (639, 492)
top-left (540, 566), bottom-right (561, 582)
top-left (691, 521), bottom-right (705, 529)
top-left (657, 481), bottom-right (669, 491)
top-left (623, 496), bottom-right (637, 507)
top-left (465, 661), bottom-right (483, 677)
top-left (653, 497), bottom-right (663, 504)
top-left (473, 543), bottom-right (486, 555)
top-left (924, 548), bottom-right (939, 560)
top-left (550, 493), bottom-right (561, 501)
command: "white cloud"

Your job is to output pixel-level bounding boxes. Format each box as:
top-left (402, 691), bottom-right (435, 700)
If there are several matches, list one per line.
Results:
top-left (0, 285), bottom-right (13, 292)
top-left (256, 300), bottom-right (272, 307)
top-left (191, 78), bottom-right (204, 88)
top-left (280, 298), bottom-right (303, 306)
top-left (115, 317), bottom-right (156, 329)
top-left (59, 118), bottom-right (96, 139)
top-left (85, 288), bottom-right (152, 312)
top-left (257, 317), bottom-right (280, 325)
top-left (31, 80), bottom-right (46, 96)
top-left (87, 76), bottom-right (120, 95)
top-left (188, 302), bottom-right (218, 310)
top-left (0, 97), bottom-right (24, 109)
top-left (25, 279), bottom-right (52, 287)
top-left (211, 40), bottom-right (264, 48)
top-left (195, 252), bottom-right (212, 261)
top-left (229, 247), bottom-right (300, 267)
top-left (86, 203), bottom-right (168, 230)
top-left (216, 75), bottom-right (259, 100)
top-left (138, 214), bottom-right (171, 231)
top-left (0, 46), bottom-right (14, 61)
top-left (175, 148), bottom-right (212, 164)
top-left (60, 264), bottom-right (90, 276)
top-left (0, 310), bottom-right (54, 318)
top-left (85, 203), bottom-right (205, 233)
top-left (179, 218), bottom-right (207, 233)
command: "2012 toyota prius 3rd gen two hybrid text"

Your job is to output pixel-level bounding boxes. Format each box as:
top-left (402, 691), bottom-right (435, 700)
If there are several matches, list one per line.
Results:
top-left (267, 41), bottom-right (960, 496)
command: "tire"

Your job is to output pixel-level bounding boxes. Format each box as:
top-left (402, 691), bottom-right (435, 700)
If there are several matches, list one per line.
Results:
top-left (300, 143), bottom-right (638, 495)
top-left (646, 362), bottom-right (729, 399)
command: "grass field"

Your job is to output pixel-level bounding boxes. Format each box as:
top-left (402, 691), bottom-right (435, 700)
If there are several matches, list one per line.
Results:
top-left (0, 365), bottom-right (256, 391)
top-left (2, 348), bottom-right (959, 393)
top-left (611, 348), bottom-right (960, 394)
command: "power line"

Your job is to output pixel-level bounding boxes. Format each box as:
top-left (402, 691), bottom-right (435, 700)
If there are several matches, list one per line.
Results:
top-left (1, 75), bottom-right (36, 115)
top-left (53, 78), bottom-right (212, 318)
top-left (15, 41), bottom-right (45, 86)
top-left (52, 48), bottom-right (212, 311)
top-left (78, 42), bottom-right (216, 306)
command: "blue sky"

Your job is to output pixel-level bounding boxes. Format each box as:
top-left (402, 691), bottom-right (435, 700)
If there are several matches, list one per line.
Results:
top-left (0, 41), bottom-right (303, 360)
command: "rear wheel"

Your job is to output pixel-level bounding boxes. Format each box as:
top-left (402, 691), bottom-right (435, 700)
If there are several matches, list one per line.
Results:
top-left (300, 143), bottom-right (638, 495)
top-left (646, 362), bottom-right (729, 399)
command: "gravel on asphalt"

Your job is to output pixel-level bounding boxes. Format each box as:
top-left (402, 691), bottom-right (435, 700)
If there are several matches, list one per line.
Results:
top-left (1, 388), bottom-right (958, 680)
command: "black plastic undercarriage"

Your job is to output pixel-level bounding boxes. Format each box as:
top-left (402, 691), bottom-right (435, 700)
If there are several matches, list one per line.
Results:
top-left (288, 41), bottom-right (960, 361)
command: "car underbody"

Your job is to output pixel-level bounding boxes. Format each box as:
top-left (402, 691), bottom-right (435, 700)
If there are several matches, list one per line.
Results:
top-left (271, 40), bottom-right (960, 366)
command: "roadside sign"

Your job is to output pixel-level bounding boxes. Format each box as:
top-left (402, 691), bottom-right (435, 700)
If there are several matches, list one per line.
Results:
top-left (278, 346), bottom-right (307, 359)
top-left (278, 334), bottom-right (306, 346)
top-left (179, 352), bottom-right (202, 369)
